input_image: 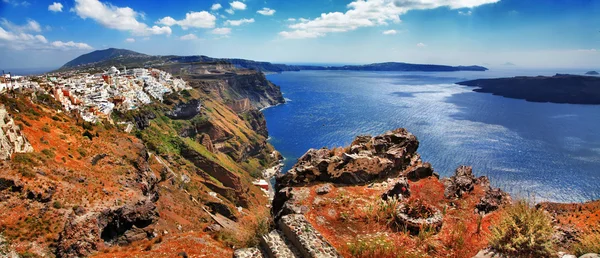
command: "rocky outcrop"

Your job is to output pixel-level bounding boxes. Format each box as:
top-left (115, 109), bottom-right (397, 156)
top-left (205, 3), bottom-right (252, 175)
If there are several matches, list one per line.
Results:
top-left (56, 147), bottom-right (160, 258)
top-left (442, 165), bottom-right (510, 213)
top-left (228, 98), bottom-right (253, 114)
top-left (242, 109), bottom-right (269, 137)
top-left (277, 128), bottom-right (424, 187)
top-left (272, 187), bottom-right (310, 220)
top-left (225, 73), bottom-right (285, 110)
top-left (180, 142), bottom-right (249, 207)
top-left (56, 198), bottom-right (159, 257)
top-left (442, 166), bottom-right (478, 198)
top-left (0, 105), bottom-right (33, 160)
top-left (132, 110), bottom-right (157, 130)
top-left (381, 177), bottom-right (411, 200)
top-left (166, 99), bottom-right (202, 120)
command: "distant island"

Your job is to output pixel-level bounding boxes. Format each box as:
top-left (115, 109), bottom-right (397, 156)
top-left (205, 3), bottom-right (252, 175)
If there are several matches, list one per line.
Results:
top-left (457, 74), bottom-right (600, 105)
top-left (585, 71), bottom-right (599, 75)
top-left (58, 48), bottom-right (488, 73)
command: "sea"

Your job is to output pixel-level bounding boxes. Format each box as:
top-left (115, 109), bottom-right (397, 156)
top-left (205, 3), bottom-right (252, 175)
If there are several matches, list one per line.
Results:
top-left (263, 68), bottom-right (600, 203)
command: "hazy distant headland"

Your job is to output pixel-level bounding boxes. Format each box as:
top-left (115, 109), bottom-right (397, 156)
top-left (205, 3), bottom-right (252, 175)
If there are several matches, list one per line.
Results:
top-left (57, 48), bottom-right (488, 73)
top-left (458, 74), bottom-right (600, 105)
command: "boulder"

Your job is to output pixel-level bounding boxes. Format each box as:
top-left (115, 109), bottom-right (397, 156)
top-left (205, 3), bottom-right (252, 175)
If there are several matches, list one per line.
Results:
top-left (476, 188), bottom-right (511, 214)
top-left (277, 128), bottom-right (421, 188)
top-left (406, 162), bottom-right (435, 181)
top-left (381, 177), bottom-right (410, 200)
top-left (272, 187), bottom-right (310, 220)
top-left (579, 254), bottom-right (600, 258)
top-left (316, 184), bottom-right (333, 195)
top-left (206, 201), bottom-right (237, 221)
top-left (442, 166), bottom-right (477, 199)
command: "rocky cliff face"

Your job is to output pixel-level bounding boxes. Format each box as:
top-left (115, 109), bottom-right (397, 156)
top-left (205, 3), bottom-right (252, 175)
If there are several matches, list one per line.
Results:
top-left (277, 128), bottom-right (434, 188)
top-left (268, 128), bottom-right (514, 257)
top-left (0, 105), bottom-right (33, 160)
top-left (0, 68), bottom-right (282, 257)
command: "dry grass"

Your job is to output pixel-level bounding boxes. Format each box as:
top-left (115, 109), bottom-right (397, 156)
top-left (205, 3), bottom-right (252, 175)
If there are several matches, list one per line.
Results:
top-left (571, 229), bottom-right (600, 256)
top-left (489, 200), bottom-right (555, 257)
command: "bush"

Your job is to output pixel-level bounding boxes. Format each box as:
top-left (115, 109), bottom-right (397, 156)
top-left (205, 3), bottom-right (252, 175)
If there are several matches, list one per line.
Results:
top-left (41, 124), bottom-right (51, 133)
top-left (489, 201), bottom-right (555, 257)
top-left (41, 149), bottom-right (55, 159)
top-left (347, 233), bottom-right (427, 258)
top-left (52, 201), bottom-right (62, 209)
top-left (571, 230), bottom-right (600, 256)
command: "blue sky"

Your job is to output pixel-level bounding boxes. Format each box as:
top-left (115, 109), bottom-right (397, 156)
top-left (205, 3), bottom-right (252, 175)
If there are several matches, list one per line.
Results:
top-left (0, 0), bottom-right (599, 69)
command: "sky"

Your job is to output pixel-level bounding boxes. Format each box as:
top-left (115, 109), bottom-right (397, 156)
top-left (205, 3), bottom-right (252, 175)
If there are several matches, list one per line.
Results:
top-left (0, 0), bottom-right (599, 69)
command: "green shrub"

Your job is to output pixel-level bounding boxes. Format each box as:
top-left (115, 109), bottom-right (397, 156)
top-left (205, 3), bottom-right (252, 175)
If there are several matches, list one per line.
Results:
top-left (41, 124), bottom-right (51, 133)
top-left (489, 201), bottom-right (555, 257)
top-left (19, 167), bottom-right (36, 178)
top-left (347, 234), bottom-right (427, 258)
top-left (52, 201), bottom-right (62, 209)
top-left (571, 230), bottom-right (600, 256)
top-left (41, 149), bottom-right (55, 159)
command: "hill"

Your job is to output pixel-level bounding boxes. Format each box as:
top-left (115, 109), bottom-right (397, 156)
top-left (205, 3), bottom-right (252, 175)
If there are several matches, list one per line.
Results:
top-left (61, 48), bottom-right (149, 69)
top-left (297, 62), bottom-right (488, 72)
top-left (59, 49), bottom-right (488, 73)
top-left (457, 74), bottom-right (600, 104)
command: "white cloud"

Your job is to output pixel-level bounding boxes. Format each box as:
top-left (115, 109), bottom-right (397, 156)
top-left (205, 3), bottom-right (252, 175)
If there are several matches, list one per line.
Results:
top-left (211, 27), bottom-right (231, 35)
top-left (2, 0), bottom-right (30, 7)
top-left (1, 18), bottom-right (41, 32)
top-left (225, 18), bottom-right (254, 26)
top-left (157, 11), bottom-right (216, 29)
top-left (458, 10), bottom-right (472, 15)
top-left (230, 1), bottom-right (246, 10)
top-left (382, 29), bottom-right (397, 35)
top-left (211, 3), bottom-right (222, 11)
top-left (156, 16), bottom-right (177, 26)
top-left (225, 9), bottom-right (234, 15)
top-left (35, 35), bottom-right (48, 43)
top-left (146, 25), bottom-right (172, 35)
top-left (279, 30), bottom-right (322, 39)
top-left (48, 2), bottom-right (63, 12)
top-left (179, 33), bottom-right (198, 40)
top-left (257, 7), bottom-right (276, 16)
top-left (287, 18), bottom-right (296, 22)
top-left (0, 25), bottom-right (92, 51)
top-left (51, 41), bottom-right (93, 50)
top-left (417, 42), bottom-right (426, 47)
top-left (73, 0), bottom-right (171, 36)
top-left (281, 0), bottom-right (499, 39)
top-left (125, 38), bottom-right (135, 42)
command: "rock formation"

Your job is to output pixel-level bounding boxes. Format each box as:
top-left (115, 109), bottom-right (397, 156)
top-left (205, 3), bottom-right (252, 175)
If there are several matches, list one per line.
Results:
top-left (166, 99), bottom-right (202, 120)
top-left (0, 105), bottom-right (33, 160)
top-left (277, 128), bottom-right (431, 187)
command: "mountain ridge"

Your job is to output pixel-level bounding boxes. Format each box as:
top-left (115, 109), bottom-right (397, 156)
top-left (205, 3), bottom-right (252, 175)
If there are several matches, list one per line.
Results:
top-left (59, 48), bottom-right (488, 73)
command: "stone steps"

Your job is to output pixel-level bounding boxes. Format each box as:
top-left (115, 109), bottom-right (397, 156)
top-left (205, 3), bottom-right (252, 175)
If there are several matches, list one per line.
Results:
top-left (260, 230), bottom-right (301, 258)
top-left (278, 214), bottom-right (341, 258)
top-left (233, 214), bottom-right (341, 258)
top-left (233, 247), bottom-right (265, 258)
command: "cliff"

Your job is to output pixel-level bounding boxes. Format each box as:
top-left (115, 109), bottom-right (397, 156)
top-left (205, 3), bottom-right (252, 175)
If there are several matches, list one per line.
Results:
top-left (457, 74), bottom-right (600, 104)
top-left (233, 128), bottom-right (599, 258)
top-left (0, 67), bottom-right (283, 257)
top-left (296, 62), bottom-right (488, 72)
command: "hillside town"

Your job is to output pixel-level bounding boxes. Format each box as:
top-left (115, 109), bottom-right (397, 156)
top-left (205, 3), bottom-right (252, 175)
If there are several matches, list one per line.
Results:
top-left (0, 67), bottom-right (190, 123)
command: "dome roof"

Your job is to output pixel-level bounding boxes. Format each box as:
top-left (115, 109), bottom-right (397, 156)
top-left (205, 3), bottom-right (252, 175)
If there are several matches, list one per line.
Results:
top-left (108, 66), bottom-right (119, 74)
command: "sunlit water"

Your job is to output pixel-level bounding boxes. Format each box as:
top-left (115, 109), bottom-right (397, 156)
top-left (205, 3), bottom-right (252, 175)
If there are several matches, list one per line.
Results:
top-left (262, 69), bottom-right (600, 203)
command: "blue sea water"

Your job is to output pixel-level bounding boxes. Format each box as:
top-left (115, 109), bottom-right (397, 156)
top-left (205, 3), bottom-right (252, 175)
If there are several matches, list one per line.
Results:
top-left (262, 69), bottom-right (600, 203)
